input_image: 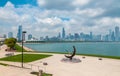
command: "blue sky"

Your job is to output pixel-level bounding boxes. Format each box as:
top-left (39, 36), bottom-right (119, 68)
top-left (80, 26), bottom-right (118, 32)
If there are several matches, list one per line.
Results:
top-left (0, 0), bottom-right (120, 38)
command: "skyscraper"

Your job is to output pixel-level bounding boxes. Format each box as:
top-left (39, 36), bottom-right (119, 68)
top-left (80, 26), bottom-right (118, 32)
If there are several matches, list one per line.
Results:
top-left (17, 25), bottom-right (22, 41)
top-left (74, 33), bottom-right (79, 40)
top-left (62, 27), bottom-right (65, 39)
top-left (115, 26), bottom-right (119, 41)
top-left (111, 31), bottom-right (115, 41)
top-left (90, 32), bottom-right (93, 40)
top-left (108, 29), bottom-right (112, 41)
top-left (8, 32), bottom-right (13, 38)
top-left (58, 32), bottom-right (61, 39)
top-left (28, 34), bottom-right (32, 40)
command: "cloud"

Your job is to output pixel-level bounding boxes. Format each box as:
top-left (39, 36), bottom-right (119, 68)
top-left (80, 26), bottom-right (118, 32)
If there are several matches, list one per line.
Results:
top-left (37, 0), bottom-right (74, 10)
top-left (97, 7), bottom-right (120, 18)
top-left (5, 1), bottom-right (14, 7)
top-left (0, 0), bottom-right (120, 38)
top-left (75, 8), bottom-right (104, 17)
top-left (37, 0), bottom-right (91, 10)
top-left (72, 0), bottom-right (90, 6)
top-left (36, 17), bottom-right (62, 26)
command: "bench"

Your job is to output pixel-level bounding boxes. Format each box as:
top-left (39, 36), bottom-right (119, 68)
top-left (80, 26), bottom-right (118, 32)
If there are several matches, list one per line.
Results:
top-left (5, 53), bottom-right (14, 56)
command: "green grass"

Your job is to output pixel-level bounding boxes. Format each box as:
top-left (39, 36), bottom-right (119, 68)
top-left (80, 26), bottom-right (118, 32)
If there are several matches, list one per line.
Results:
top-left (30, 71), bottom-right (52, 76)
top-left (42, 73), bottom-right (52, 76)
top-left (0, 54), bottom-right (52, 63)
top-left (0, 63), bottom-right (8, 66)
top-left (35, 51), bottom-right (120, 59)
top-left (11, 44), bottom-right (120, 60)
top-left (14, 44), bottom-right (27, 52)
top-left (78, 54), bottom-right (120, 59)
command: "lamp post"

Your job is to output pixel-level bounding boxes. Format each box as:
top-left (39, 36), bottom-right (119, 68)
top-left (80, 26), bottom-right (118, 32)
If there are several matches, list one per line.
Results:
top-left (0, 41), bottom-right (2, 50)
top-left (22, 31), bottom-right (26, 68)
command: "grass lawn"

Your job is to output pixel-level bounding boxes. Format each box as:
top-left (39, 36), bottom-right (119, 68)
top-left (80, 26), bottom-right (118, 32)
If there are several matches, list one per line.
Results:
top-left (77, 54), bottom-right (120, 59)
top-left (38, 51), bottom-right (120, 59)
top-left (0, 54), bottom-right (52, 63)
top-left (42, 73), bottom-right (52, 76)
top-left (15, 44), bottom-right (27, 52)
top-left (0, 63), bottom-right (8, 66)
top-left (31, 71), bottom-right (52, 76)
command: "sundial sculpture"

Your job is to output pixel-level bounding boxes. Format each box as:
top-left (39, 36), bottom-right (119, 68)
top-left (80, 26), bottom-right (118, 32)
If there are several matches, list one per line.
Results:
top-left (65, 46), bottom-right (76, 60)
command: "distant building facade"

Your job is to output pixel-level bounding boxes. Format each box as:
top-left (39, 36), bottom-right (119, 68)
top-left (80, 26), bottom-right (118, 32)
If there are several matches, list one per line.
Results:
top-left (26, 26), bottom-right (120, 42)
top-left (17, 25), bottom-right (22, 41)
top-left (62, 27), bottom-right (65, 39)
top-left (28, 34), bottom-right (32, 40)
top-left (8, 32), bottom-right (13, 38)
top-left (115, 26), bottom-right (119, 41)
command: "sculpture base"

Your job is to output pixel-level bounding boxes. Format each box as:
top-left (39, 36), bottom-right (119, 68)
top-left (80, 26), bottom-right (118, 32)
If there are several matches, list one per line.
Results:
top-left (61, 58), bottom-right (81, 63)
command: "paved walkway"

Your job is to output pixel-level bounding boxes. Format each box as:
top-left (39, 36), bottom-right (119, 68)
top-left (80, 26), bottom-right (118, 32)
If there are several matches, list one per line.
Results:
top-left (29, 54), bottom-right (120, 76)
top-left (0, 65), bottom-right (35, 76)
top-left (0, 45), bottom-right (34, 76)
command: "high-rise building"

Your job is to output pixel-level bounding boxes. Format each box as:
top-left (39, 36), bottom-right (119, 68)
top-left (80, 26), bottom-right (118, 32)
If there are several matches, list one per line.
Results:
top-left (74, 33), bottom-right (79, 40)
top-left (111, 31), bottom-right (115, 41)
top-left (17, 25), bottom-right (22, 41)
top-left (45, 36), bottom-right (49, 41)
top-left (80, 32), bottom-right (85, 41)
top-left (115, 26), bottom-right (119, 41)
top-left (62, 27), bottom-right (65, 39)
top-left (108, 29), bottom-right (112, 41)
top-left (28, 34), bottom-right (32, 40)
top-left (58, 32), bottom-right (61, 39)
top-left (8, 32), bottom-right (13, 38)
top-left (40, 37), bottom-right (44, 41)
top-left (90, 32), bottom-right (93, 40)
top-left (68, 33), bottom-right (74, 40)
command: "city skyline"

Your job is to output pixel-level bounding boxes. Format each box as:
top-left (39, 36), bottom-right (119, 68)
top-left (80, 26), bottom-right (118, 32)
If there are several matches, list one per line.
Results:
top-left (42, 26), bottom-right (120, 41)
top-left (3, 25), bottom-right (120, 42)
top-left (1, 25), bottom-right (120, 41)
top-left (0, 0), bottom-right (120, 38)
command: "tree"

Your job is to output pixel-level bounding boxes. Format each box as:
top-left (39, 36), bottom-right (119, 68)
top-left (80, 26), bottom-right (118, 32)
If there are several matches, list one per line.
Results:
top-left (4, 38), bottom-right (17, 51)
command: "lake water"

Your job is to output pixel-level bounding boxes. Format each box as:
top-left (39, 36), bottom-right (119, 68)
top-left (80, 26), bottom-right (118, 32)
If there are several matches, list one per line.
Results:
top-left (24, 42), bottom-right (120, 56)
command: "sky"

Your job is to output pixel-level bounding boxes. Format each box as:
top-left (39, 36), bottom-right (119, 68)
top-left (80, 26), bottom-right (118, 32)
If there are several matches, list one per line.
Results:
top-left (0, 0), bottom-right (120, 38)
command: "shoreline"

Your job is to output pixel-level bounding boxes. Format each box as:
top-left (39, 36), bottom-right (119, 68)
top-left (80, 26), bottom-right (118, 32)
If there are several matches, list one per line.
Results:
top-left (16, 43), bottom-right (34, 52)
top-left (33, 51), bottom-right (120, 60)
top-left (25, 40), bottom-right (120, 43)
top-left (2, 43), bottom-right (119, 60)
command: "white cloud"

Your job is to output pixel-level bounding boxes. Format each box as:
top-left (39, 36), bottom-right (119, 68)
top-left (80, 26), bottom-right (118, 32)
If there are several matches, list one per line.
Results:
top-left (36, 17), bottom-right (62, 26)
top-left (0, 0), bottom-right (120, 38)
top-left (95, 17), bottom-right (120, 26)
top-left (75, 8), bottom-right (104, 17)
top-left (72, 0), bottom-right (90, 6)
top-left (37, 0), bottom-right (46, 6)
top-left (114, 18), bottom-right (120, 24)
top-left (4, 1), bottom-right (14, 8)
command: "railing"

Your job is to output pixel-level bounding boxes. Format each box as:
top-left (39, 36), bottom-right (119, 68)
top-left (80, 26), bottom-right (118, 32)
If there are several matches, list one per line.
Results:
top-left (23, 63), bottom-right (46, 72)
top-left (8, 62), bottom-right (46, 72)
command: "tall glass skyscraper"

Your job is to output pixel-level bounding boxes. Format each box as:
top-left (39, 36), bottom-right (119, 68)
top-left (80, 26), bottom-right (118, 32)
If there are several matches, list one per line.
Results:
top-left (115, 26), bottom-right (119, 41)
top-left (17, 25), bottom-right (22, 41)
top-left (62, 27), bottom-right (65, 39)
